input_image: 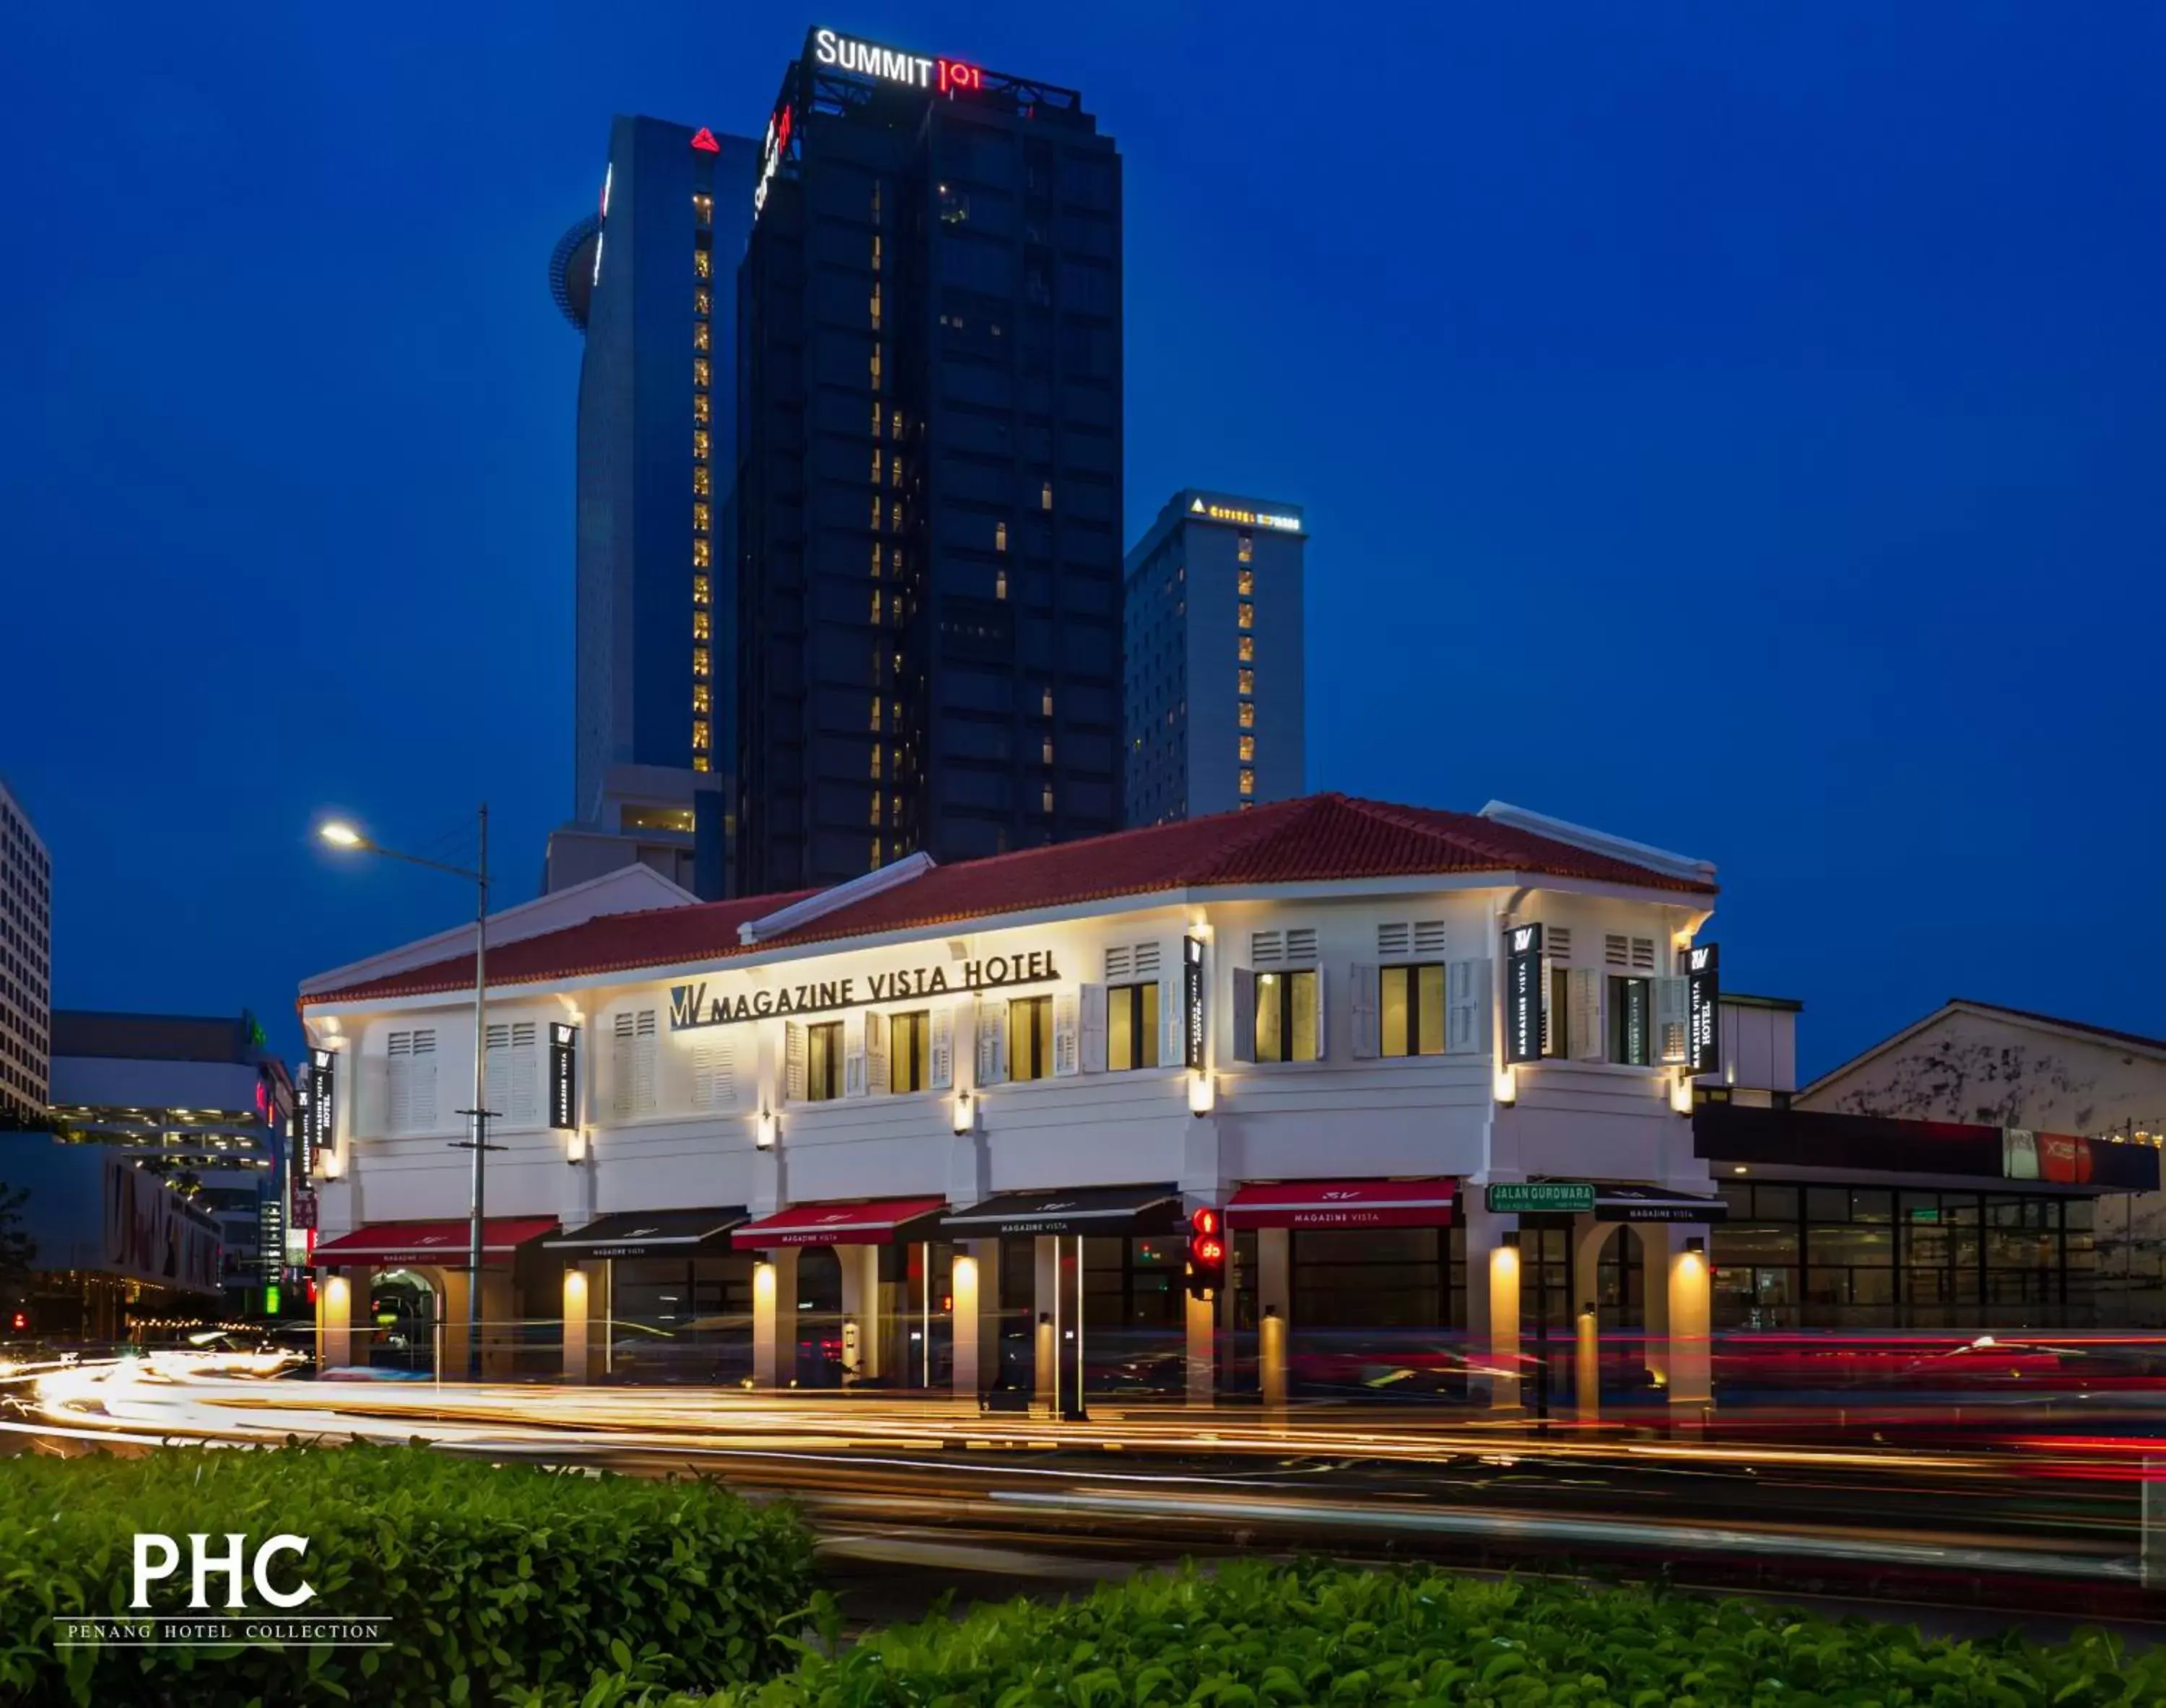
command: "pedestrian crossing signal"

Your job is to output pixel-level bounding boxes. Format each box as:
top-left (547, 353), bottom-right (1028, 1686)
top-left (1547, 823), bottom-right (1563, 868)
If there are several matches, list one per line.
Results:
top-left (1186, 1206), bottom-right (1225, 1299)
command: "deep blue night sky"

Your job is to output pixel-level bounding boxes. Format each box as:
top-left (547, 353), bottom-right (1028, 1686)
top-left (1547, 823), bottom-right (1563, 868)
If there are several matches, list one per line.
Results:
top-left (4, 4), bottom-right (2160, 1079)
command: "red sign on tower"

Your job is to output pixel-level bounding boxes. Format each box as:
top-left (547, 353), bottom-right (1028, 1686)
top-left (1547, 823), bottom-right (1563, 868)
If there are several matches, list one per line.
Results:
top-left (689, 128), bottom-right (722, 153)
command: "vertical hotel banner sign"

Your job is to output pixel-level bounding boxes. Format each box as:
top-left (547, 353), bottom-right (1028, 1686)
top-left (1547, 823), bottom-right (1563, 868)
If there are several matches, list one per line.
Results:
top-left (299, 1047), bottom-right (335, 1180)
top-left (1687, 943), bottom-right (1721, 1076)
top-left (1504, 923), bottom-right (1544, 1065)
top-left (1183, 936), bottom-right (1206, 1070)
top-left (549, 1024), bottom-right (580, 1132)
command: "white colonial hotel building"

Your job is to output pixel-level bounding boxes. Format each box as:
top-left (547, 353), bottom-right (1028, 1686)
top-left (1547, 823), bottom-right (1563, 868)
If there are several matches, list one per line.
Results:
top-left (300, 793), bottom-right (1728, 1416)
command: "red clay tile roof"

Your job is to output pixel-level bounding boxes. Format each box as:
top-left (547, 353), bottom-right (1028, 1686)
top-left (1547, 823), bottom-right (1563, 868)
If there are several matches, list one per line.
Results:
top-left (303, 793), bottom-right (1713, 1006)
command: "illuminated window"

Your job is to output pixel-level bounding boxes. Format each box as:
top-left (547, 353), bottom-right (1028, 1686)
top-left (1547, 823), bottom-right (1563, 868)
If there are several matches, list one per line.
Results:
top-left (1380, 964), bottom-right (1448, 1058)
top-left (694, 465), bottom-right (711, 497)
top-left (869, 793), bottom-right (882, 826)
top-left (693, 684), bottom-right (711, 714)
top-left (1107, 983), bottom-right (1160, 1071)
top-left (1254, 969), bottom-right (1321, 1063)
top-left (1239, 769), bottom-right (1255, 796)
top-left (869, 541), bottom-right (882, 575)
top-left (869, 696), bottom-right (882, 731)
top-left (692, 192), bottom-right (713, 227)
top-left (871, 448), bottom-right (882, 483)
top-left (693, 430), bottom-right (710, 461)
top-left (1042, 685), bottom-right (1055, 717)
top-left (890, 455), bottom-right (902, 485)
top-left (695, 250), bottom-right (711, 280)
top-left (871, 234), bottom-right (882, 271)
top-left (1238, 734), bottom-right (1255, 761)
top-left (804, 1021), bottom-right (843, 1101)
top-left (871, 495), bottom-right (882, 528)
top-left (1040, 482), bottom-right (1053, 510)
top-left (870, 588), bottom-right (882, 622)
top-left (1041, 783), bottom-right (1054, 814)
top-left (695, 288), bottom-right (711, 318)
top-left (693, 323), bottom-right (711, 357)
top-left (692, 502), bottom-right (710, 534)
top-left (890, 546), bottom-right (902, 574)
top-left (995, 568), bottom-right (1008, 600)
top-left (692, 538), bottom-right (711, 569)
top-left (869, 348), bottom-right (881, 389)
top-left (693, 575), bottom-right (710, 605)
top-left (692, 720), bottom-right (710, 751)
top-left (871, 401), bottom-right (882, 437)
top-left (693, 756), bottom-right (710, 773)
top-left (1238, 602), bottom-right (1255, 629)
top-left (870, 839), bottom-right (882, 871)
top-left (693, 393), bottom-right (710, 424)
top-left (1238, 668), bottom-right (1254, 695)
top-left (1041, 736), bottom-right (1054, 764)
top-left (892, 409), bottom-right (902, 437)
top-left (1009, 995), bottom-right (1054, 1081)
top-left (692, 357), bottom-right (710, 388)
top-left (995, 521), bottom-right (1008, 552)
top-left (1238, 533), bottom-right (1253, 564)
top-left (870, 284), bottom-right (882, 328)
top-left (890, 1009), bottom-right (932, 1092)
top-left (692, 610), bottom-right (711, 640)
top-left (1238, 567), bottom-right (1253, 595)
top-left (693, 648), bottom-right (710, 678)
top-left (1238, 635), bottom-right (1255, 662)
top-left (869, 744), bottom-right (882, 780)
top-left (890, 500), bottom-right (902, 530)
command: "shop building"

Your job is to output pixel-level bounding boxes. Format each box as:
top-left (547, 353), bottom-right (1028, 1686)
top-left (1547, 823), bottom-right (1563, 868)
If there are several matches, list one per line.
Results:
top-left (302, 792), bottom-right (1739, 1411)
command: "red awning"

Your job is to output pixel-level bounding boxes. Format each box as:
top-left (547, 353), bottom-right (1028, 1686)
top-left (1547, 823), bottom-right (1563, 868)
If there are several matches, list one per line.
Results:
top-left (311, 1217), bottom-right (559, 1269)
top-left (1227, 1178), bottom-right (1456, 1230)
top-left (733, 1196), bottom-right (948, 1248)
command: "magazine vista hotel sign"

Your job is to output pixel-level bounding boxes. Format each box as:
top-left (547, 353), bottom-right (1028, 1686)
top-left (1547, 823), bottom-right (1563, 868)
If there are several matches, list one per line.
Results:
top-left (671, 949), bottom-right (1061, 1031)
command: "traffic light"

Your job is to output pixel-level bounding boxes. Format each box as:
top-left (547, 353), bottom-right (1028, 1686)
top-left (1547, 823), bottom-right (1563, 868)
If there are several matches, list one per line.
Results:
top-left (6, 1310), bottom-right (26, 1335)
top-left (1186, 1206), bottom-right (1226, 1299)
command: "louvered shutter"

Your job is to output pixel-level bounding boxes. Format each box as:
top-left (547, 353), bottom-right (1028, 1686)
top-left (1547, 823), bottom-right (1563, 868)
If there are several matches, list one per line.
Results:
top-left (692, 1037), bottom-right (735, 1110)
top-left (610, 1014), bottom-right (636, 1118)
top-left (1287, 927), bottom-right (1318, 962)
top-left (1310, 965), bottom-right (1328, 1060)
top-left (1079, 984), bottom-right (1107, 1073)
top-left (1447, 958), bottom-right (1492, 1055)
top-left (1412, 920), bottom-right (1448, 959)
top-left (1570, 969), bottom-right (1606, 1061)
top-left (844, 1012), bottom-right (868, 1097)
top-left (974, 998), bottom-right (1006, 1085)
top-left (866, 1011), bottom-right (890, 1096)
top-left (1654, 975), bottom-right (1690, 1065)
top-left (511, 1022), bottom-right (539, 1123)
top-left (785, 1022), bottom-right (807, 1102)
top-left (632, 1012), bottom-right (657, 1113)
top-left (930, 1005), bottom-right (954, 1090)
top-left (1230, 970), bottom-right (1257, 1063)
top-left (1377, 923), bottom-right (1410, 959)
top-left (1158, 974), bottom-right (1182, 1067)
top-left (406, 1030), bottom-right (438, 1131)
top-left (359, 1053), bottom-right (389, 1137)
top-left (1053, 990), bottom-right (1080, 1076)
top-left (1349, 964), bottom-right (1380, 1059)
top-left (388, 1032), bottom-right (412, 1132)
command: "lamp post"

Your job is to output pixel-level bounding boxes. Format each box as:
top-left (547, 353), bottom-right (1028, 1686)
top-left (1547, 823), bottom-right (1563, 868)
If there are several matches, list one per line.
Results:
top-left (320, 806), bottom-right (493, 1381)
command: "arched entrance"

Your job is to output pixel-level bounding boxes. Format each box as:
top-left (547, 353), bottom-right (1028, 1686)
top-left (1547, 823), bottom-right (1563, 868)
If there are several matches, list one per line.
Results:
top-left (366, 1269), bottom-right (440, 1374)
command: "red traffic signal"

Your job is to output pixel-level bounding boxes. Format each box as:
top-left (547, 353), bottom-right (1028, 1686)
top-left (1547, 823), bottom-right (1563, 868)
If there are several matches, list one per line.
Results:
top-left (1186, 1206), bottom-right (1226, 1299)
top-left (6, 1311), bottom-right (26, 1333)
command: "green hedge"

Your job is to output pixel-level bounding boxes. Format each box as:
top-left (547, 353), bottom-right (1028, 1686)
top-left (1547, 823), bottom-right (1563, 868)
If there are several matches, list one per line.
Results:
top-left (0, 1442), bottom-right (817, 1707)
top-left (594, 1561), bottom-right (2165, 1708)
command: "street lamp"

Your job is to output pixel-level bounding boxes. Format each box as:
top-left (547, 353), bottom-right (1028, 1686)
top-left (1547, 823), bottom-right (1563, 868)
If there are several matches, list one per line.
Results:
top-left (318, 806), bottom-right (493, 1381)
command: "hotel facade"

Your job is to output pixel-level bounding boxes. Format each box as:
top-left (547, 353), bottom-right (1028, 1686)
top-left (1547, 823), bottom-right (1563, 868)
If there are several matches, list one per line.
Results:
top-left (299, 794), bottom-right (2149, 1414)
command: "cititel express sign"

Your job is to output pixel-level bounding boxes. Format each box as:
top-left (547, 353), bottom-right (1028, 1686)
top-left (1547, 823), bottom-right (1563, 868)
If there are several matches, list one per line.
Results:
top-left (671, 950), bottom-right (1059, 1031)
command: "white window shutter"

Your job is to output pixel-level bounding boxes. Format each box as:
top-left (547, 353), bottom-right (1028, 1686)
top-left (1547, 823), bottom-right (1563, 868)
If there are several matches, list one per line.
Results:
top-left (1231, 970), bottom-right (1257, 1063)
top-left (692, 1037), bottom-right (735, 1110)
top-left (1053, 990), bottom-right (1080, 1076)
top-left (609, 1019), bottom-right (634, 1119)
top-left (1159, 975), bottom-right (1182, 1067)
top-left (1079, 983), bottom-right (1107, 1074)
top-left (1654, 975), bottom-right (1689, 1065)
top-left (359, 1054), bottom-right (388, 1137)
top-left (844, 1012), bottom-right (868, 1097)
top-left (1312, 965), bottom-right (1328, 1060)
top-left (1350, 963), bottom-right (1380, 1059)
top-left (866, 1011), bottom-right (890, 1096)
top-left (975, 997), bottom-right (1006, 1086)
top-left (785, 1021), bottom-right (807, 1102)
top-left (1446, 958), bottom-right (1492, 1055)
top-left (930, 1005), bottom-right (955, 1091)
top-left (1570, 968), bottom-right (1606, 1061)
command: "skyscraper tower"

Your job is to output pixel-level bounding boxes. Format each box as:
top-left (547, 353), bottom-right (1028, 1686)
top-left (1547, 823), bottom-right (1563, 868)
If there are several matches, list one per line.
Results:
top-left (1123, 492), bottom-right (1308, 825)
top-left (547, 115), bottom-right (757, 898)
top-left (734, 28), bottom-right (1125, 894)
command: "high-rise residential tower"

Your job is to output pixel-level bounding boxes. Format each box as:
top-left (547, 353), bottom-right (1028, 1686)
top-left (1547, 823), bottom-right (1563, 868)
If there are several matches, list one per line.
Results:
top-left (547, 115), bottom-right (758, 898)
top-left (0, 775), bottom-right (50, 1125)
top-left (734, 27), bottom-right (1125, 894)
top-left (1123, 491), bottom-right (1308, 825)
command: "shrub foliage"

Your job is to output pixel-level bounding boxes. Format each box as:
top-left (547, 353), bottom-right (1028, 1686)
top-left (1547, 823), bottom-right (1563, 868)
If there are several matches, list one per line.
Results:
top-left (0, 1441), bottom-right (816, 1707)
top-left (630, 1560), bottom-right (2165, 1708)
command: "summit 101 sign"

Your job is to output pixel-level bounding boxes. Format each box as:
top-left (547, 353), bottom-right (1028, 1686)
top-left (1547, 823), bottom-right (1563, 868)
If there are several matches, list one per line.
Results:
top-left (811, 27), bottom-right (984, 94)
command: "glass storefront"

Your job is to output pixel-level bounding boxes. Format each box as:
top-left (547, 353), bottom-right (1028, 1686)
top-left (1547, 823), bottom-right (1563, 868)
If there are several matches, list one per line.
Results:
top-left (606, 1252), bottom-right (756, 1383)
top-left (1713, 1182), bottom-right (2097, 1329)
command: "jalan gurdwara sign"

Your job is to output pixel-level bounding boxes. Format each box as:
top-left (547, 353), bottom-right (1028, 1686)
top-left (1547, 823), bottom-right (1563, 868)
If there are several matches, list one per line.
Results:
top-left (670, 949), bottom-right (1060, 1031)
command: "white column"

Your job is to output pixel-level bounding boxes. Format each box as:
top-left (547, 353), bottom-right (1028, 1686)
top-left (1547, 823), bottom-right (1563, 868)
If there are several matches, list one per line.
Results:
top-left (1463, 1201), bottom-right (1521, 1413)
top-left (1666, 1225), bottom-right (1713, 1426)
top-left (1257, 1226), bottom-right (1292, 1410)
top-left (952, 1250), bottom-right (983, 1398)
top-left (839, 1244), bottom-right (883, 1381)
top-left (1570, 1218), bottom-right (1612, 1421)
top-left (1033, 1234), bottom-right (1060, 1408)
top-left (1186, 1289), bottom-right (1217, 1408)
top-left (1640, 1224), bottom-right (1672, 1384)
top-left (318, 1273), bottom-right (352, 1370)
top-left (562, 1266), bottom-right (590, 1384)
top-left (753, 1249), bottom-right (799, 1390)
